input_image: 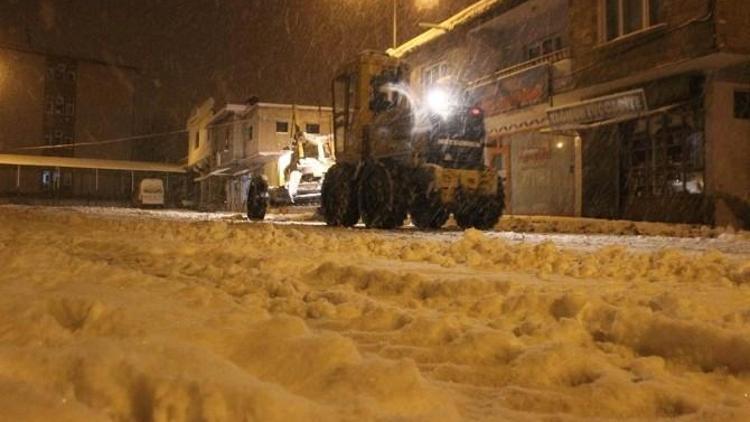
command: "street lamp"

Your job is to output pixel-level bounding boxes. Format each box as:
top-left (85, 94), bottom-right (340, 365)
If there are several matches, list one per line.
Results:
top-left (392, 0), bottom-right (398, 48)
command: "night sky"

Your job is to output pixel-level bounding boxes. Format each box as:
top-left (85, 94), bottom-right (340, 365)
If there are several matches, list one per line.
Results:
top-left (1, 0), bottom-right (477, 132)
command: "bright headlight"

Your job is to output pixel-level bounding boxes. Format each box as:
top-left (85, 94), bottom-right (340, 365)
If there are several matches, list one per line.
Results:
top-left (426, 88), bottom-right (453, 117)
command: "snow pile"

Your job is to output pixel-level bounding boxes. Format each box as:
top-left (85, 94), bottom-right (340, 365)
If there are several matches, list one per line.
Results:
top-left (496, 215), bottom-right (740, 238)
top-left (0, 206), bottom-right (749, 421)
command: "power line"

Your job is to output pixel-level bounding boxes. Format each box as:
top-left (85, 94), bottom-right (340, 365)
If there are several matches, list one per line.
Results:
top-left (11, 129), bottom-right (189, 152)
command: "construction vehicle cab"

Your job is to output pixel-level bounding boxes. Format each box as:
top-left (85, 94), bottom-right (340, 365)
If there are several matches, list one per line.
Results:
top-left (322, 51), bottom-right (504, 230)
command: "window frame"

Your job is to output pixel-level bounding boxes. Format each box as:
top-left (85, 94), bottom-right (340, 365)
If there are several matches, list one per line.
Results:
top-left (305, 123), bottom-right (321, 134)
top-left (275, 120), bottom-right (290, 134)
top-left (599, 0), bottom-right (660, 43)
top-left (422, 61), bottom-right (450, 90)
top-left (734, 90), bottom-right (750, 120)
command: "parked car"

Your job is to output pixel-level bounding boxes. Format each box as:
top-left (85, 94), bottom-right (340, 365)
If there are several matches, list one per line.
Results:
top-left (134, 178), bottom-right (165, 207)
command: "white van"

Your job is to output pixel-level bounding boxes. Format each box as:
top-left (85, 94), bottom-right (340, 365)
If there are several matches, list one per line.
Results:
top-left (135, 178), bottom-right (165, 207)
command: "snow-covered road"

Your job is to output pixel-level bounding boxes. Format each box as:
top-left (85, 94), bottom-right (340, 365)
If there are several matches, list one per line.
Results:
top-left (1, 205), bottom-right (749, 421)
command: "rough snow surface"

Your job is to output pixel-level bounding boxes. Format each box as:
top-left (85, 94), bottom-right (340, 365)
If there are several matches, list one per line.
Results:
top-left (1, 205), bottom-right (749, 421)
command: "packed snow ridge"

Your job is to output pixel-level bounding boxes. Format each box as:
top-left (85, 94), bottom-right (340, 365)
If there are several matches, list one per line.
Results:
top-left (0, 205), bottom-right (749, 421)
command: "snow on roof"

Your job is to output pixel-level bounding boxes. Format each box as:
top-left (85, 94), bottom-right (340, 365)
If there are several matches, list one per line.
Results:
top-left (206, 102), bottom-right (333, 126)
top-left (386, 0), bottom-right (503, 58)
top-left (0, 154), bottom-right (186, 173)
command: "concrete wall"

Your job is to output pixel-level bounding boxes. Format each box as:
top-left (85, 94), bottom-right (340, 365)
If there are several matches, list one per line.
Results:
top-left (705, 66), bottom-right (750, 227)
top-left (75, 62), bottom-right (135, 160)
top-left (0, 49), bottom-right (46, 194)
top-left (187, 99), bottom-right (215, 167)
top-left (716, 0), bottom-right (750, 55)
top-left (255, 106), bottom-right (332, 153)
top-left (570, 0), bottom-right (717, 87)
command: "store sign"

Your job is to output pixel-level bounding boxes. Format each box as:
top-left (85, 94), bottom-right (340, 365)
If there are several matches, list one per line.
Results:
top-left (519, 145), bottom-right (551, 169)
top-left (469, 64), bottom-right (549, 116)
top-left (547, 89), bottom-right (648, 128)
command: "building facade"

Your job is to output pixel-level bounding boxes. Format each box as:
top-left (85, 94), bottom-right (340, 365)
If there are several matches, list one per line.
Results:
top-left (0, 46), bottom-right (141, 200)
top-left (187, 99), bottom-right (333, 210)
top-left (393, 0), bottom-right (749, 227)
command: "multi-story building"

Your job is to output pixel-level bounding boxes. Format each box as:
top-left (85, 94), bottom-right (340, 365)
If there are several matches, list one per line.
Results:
top-left (392, 0), bottom-right (749, 227)
top-left (556, 0), bottom-right (749, 226)
top-left (0, 45), bottom-right (142, 200)
top-left (187, 98), bottom-right (333, 210)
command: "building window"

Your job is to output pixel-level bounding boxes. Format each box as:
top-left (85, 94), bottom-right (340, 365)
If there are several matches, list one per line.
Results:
top-left (620, 107), bottom-right (704, 198)
top-left (305, 123), bottom-right (320, 134)
top-left (244, 125), bottom-right (253, 141)
top-left (527, 35), bottom-right (564, 60)
top-left (194, 132), bottom-right (200, 149)
top-left (276, 121), bottom-right (289, 133)
top-left (223, 127), bottom-right (231, 151)
top-left (422, 62), bottom-right (450, 90)
top-left (601, 0), bottom-right (660, 42)
top-left (735, 91), bottom-right (750, 120)
top-left (41, 170), bottom-right (53, 190)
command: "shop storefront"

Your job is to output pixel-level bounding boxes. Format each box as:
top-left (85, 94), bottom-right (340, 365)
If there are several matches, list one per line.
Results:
top-left (548, 74), bottom-right (711, 223)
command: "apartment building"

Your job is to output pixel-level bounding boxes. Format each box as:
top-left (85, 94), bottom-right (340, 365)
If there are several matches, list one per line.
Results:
top-left (186, 98), bottom-right (332, 210)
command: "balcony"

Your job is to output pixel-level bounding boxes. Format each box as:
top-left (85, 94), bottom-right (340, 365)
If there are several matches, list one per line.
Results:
top-left (468, 48), bottom-right (573, 92)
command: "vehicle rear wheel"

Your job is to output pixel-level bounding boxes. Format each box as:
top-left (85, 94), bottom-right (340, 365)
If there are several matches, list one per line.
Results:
top-left (321, 163), bottom-right (359, 227)
top-left (247, 175), bottom-right (269, 220)
top-left (409, 168), bottom-right (448, 230)
top-left (359, 162), bottom-right (406, 229)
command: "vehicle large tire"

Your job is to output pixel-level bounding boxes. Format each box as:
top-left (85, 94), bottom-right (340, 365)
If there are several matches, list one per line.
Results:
top-left (321, 163), bottom-right (359, 227)
top-left (359, 161), bottom-right (406, 229)
top-left (454, 179), bottom-right (505, 230)
top-left (409, 168), bottom-right (449, 230)
top-left (247, 175), bottom-right (269, 220)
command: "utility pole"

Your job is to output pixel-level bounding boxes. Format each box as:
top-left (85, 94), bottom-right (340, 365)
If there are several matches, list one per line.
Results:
top-left (392, 0), bottom-right (398, 48)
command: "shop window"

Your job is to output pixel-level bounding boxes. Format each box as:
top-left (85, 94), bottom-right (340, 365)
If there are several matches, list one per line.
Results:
top-left (735, 91), bottom-right (750, 120)
top-left (305, 123), bottom-right (320, 134)
top-left (276, 121), bottom-right (289, 133)
top-left (422, 62), bottom-right (450, 90)
top-left (620, 107), bottom-right (704, 199)
top-left (601, 0), bottom-right (661, 42)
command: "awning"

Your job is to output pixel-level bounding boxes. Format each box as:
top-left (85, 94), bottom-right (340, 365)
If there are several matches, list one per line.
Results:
top-left (542, 102), bottom-right (687, 133)
top-left (0, 153), bottom-right (186, 173)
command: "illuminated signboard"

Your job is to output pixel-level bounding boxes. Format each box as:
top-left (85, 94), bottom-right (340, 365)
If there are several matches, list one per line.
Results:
top-left (547, 89), bottom-right (648, 128)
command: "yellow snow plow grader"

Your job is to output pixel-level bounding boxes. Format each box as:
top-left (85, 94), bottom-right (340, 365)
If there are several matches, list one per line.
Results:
top-left (321, 51), bottom-right (504, 230)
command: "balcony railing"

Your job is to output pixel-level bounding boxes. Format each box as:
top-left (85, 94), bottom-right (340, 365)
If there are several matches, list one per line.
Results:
top-left (468, 47), bottom-right (571, 88)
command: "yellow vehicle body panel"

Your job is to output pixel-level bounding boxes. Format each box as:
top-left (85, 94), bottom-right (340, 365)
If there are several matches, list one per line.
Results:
top-left (433, 167), bottom-right (498, 204)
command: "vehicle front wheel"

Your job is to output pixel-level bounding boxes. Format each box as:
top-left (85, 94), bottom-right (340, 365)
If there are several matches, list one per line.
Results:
top-left (247, 175), bottom-right (269, 220)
